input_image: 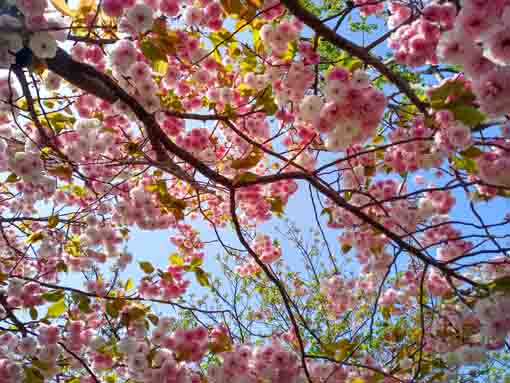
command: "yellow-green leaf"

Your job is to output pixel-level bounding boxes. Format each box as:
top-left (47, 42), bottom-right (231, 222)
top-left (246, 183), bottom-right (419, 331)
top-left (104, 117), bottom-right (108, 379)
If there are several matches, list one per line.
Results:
top-left (169, 253), bottom-right (185, 266)
top-left (127, 306), bottom-right (147, 322)
top-left (48, 215), bottom-right (59, 228)
top-left (460, 146), bottom-right (483, 159)
top-left (269, 196), bottom-right (284, 217)
top-left (106, 299), bottom-right (126, 318)
top-left (48, 165), bottom-right (73, 180)
top-left (372, 135), bottom-right (384, 145)
top-left (5, 173), bottom-right (19, 183)
top-left (139, 261), bottom-right (155, 274)
top-left (231, 148), bottom-right (263, 170)
top-left (194, 267), bottom-right (210, 287)
top-left (220, 0), bottom-right (242, 16)
top-left (42, 290), bottom-right (65, 302)
top-left (148, 313), bottom-right (159, 326)
top-left (29, 307), bottom-right (38, 320)
top-left (188, 257), bottom-right (203, 270)
top-left (232, 172), bottom-right (258, 185)
top-left (24, 367), bottom-right (44, 383)
top-left (26, 232), bottom-right (45, 244)
top-left (47, 298), bottom-right (66, 318)
top-left (489, 276), bottom-right (510, 291)
top-left (124, 278), bottom-right (134, 291)
top-left (450, 105), bottom-right (486, 127)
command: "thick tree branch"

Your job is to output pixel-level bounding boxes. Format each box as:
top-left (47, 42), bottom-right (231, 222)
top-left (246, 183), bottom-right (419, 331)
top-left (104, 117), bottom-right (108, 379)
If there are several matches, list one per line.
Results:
top-left (46, 48), bottom-right (229, 189)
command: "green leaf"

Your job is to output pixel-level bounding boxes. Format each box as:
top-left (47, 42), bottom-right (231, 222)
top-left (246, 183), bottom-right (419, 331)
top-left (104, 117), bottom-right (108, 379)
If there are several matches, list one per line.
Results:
top-left (188, 257), bottom-right (203, 271)
top-left (489, 276), bottom-right (510, 292)
top-left (140, 40), bottom-right (169, 74)
top-left (460, 146), bottom-right (483, 159)
top-left (281, 41), bottom-right (298, 61)
top-left (78, 295), bottom-right (92, 313)
top-left (152, 59), bottom-right (168, 75)
top-left (47, 215), bottom-right (59, 228)
top-left (428, 80), bottom-right (471, 108)
top-left (341, 244), bottom-right (352, 254)
top-left (381, 306), bottom-right (391, 321)
top-left (452, 155), bottom-right (477, 173)
top-left (124, 277), bottom-right (134, 291)
top-left (269, 196), bottom-right (285, 217)
top-left (24, 367), bottom-right (44, 383)
top-left (322, 339), bottom-right (353, 360)
top-left (148, 313), bottom-right (159, 326)
top-left (56, 260), bottom-right (68, 273)
top-left (139, 261), bottom-right (155, 274)
top-left (150, 180), bottom-right (187, 221)
top-left (140, 40), bottom-right (166, 62)
top-left (41, 290), bottom-right (65, 302)
top-left (124, 142), bottom-right (143, 157)
top-left (169, 253), bottom-right (185, 266)
top-left (239, 51), bottom-right (258, 74)
top-left (321, 208), bottom-right (334, 225)
top-left (231, 147), bottom-right (263, 169)
top-left (106, 299), bottom-right (126, 318)
top-left (372, 135), bottom-right (385, 145)
top-left (364, 166), bottom-right (376, 177)
top-left (194, 268), bottom-right (210, 287)
top-left (26, 231), bottom-right (45, 244)
top-left (253, 27), bottom-right (264, 54)
top-left (254, 87), bottom-right (278, 115)
top-left (347, 59), bottom-right (363, 72)
top-left (29, 307), bottom-right (38, 320)
top-left (232, 172), bottom-right (258, 185)
top-left (46, 298), bottom-right (66, 318)
top-left (5, 173), bottom-right (19, 183)
top-left (449, 105), bottom-right (486, 127)
top-left (32, 359), bottom-right (51, 371)
top-left (238, 83), bottom-right (255, 97)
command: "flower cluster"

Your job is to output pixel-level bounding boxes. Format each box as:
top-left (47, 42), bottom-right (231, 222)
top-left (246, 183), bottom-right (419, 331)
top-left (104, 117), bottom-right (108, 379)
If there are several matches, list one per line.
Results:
top-left (388, 1), bottom-right (456, 67)
top-left (320, 275), bottom-right (355, 316)
top-left (0, 16), bottom-right (23, 68)
top-left (235, 233), bottom-right (281, 276)
top-left (260, 19), bottom-right (302, 57)
top-left (353, 0), bottom-right (384, 17)
top-left (299, 67), bottom-right (386, 152)
top-left (384, 118), bottom-right (439, 173)
top-left (429, 0), bottom-right (510, 117)
top-left (207, 342), bottom-right (301, 383)
top-left (477, 139), bottom-right (510, 189)
top-left (252, 233), bottom-right (281, 264)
